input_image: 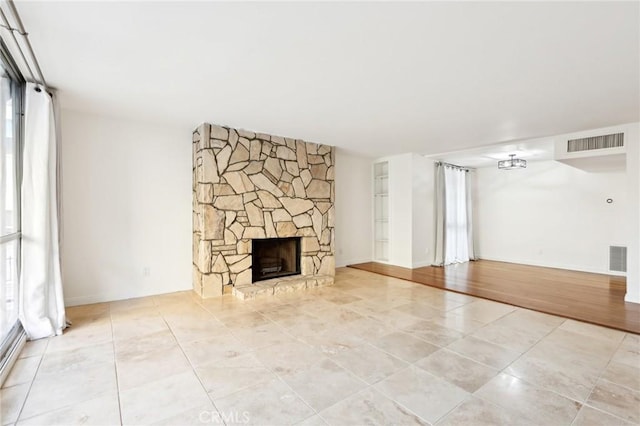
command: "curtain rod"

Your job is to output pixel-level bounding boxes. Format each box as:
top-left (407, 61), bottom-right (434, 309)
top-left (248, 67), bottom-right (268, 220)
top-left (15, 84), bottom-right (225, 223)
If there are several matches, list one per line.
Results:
top-left (0, 0), bottom-right (48, 90)
top-left (435, 161), bottom-right (471, 172)
top-left (0, 6), bottom-right (35, 83)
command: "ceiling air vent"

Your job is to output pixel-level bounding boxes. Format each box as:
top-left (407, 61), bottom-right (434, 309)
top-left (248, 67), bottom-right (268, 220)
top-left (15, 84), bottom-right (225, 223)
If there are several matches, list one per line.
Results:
top-left (567, 133), bottom-right (624, 153)
top-left (609, 246), bottom-right (627, 273)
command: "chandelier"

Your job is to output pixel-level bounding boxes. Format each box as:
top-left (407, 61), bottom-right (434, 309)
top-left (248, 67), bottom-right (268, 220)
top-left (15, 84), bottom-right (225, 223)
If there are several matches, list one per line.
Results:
top-left (498, 154), bottom-right (527, 170)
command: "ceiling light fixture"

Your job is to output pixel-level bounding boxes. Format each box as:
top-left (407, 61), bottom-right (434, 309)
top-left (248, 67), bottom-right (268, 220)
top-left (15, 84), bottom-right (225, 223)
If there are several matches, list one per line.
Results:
top-left (498, 154), bottom-right (527, 170)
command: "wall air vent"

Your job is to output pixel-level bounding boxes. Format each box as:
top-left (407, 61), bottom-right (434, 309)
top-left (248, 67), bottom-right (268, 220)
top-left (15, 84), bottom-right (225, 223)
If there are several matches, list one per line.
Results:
top-left (609, 246), bottom-right (627, 273)
top-left (567, 133), bottom-right (624, 153)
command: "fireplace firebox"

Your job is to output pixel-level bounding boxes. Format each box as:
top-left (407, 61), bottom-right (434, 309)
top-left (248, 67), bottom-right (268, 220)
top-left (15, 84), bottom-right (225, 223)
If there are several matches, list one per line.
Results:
top-left (251, 237), bottom-right (302, 283)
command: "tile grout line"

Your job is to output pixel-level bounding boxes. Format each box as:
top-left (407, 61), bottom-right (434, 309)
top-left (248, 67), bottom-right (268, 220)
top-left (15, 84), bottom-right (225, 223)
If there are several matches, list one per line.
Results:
top-left (207, 312), bottom-right (323, 423)
top-left (218, 302), bottom-right (360, 422)
top-left (337, 273), bottom-right (505, 424)
top-left (571, 402), bottom-right (636, 426)
top-left (426, 306), bottom-right (597, 424)
top-left (314, 384), bottom-right (430, 426)
top-left (403, 335), bottom-right (508, 424)
top-left (108, 303), bottom-right (125, 426)
top-left (593, 376), bottom-right (640, 394)
top-left (448, 317), bottom-right (555, 369)
top-left (451, 316), bottom-right (573, 424)
top-left (368, 364), bottom-right (442, 425)
top-left (11, 308), bottom-right (118, 423)
top-left (12, 337), bottom-right (49, 424)
top-left (158, 297), bottom-right (248, 426)
top-left (198, 286), bottom-right (424, 424)
top-left (331, 284), bottom-right (481, 424)
top-left (432, 396), bottom-right (470, 426)
top-left (404, 350), bottom-right (495, 425)
top-left (575, 332), bottom-right (632, 425)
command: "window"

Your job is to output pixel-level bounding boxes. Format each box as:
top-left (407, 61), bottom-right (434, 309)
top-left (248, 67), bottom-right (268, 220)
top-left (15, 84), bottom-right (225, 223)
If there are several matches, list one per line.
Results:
top-left (0, 41), bottom-right (23, 362)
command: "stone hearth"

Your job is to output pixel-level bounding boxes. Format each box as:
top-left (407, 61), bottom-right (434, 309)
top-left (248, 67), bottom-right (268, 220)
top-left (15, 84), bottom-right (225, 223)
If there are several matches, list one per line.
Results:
top-left (233, 274), bottom-right (334, 300)
top-left (192, 123), bottom-right (335, 298)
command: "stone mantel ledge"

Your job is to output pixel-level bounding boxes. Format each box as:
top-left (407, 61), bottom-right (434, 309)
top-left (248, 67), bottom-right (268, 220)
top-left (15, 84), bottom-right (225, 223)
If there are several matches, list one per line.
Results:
top-left (192, 122), bottom-right (336, 298)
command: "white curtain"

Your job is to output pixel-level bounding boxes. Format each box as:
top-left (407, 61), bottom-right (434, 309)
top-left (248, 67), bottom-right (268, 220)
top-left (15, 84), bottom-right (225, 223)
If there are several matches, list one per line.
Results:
top-left (19, 83), bottom-right (66, 339)
top-left (433, 162), bottom-right (475, 266)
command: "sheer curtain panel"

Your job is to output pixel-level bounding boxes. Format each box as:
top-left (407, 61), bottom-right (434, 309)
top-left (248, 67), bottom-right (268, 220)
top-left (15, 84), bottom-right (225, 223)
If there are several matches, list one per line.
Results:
top-left (19, 83), bottom-right (65, 339)
top-left (433, 162), bottom-right (475, 266)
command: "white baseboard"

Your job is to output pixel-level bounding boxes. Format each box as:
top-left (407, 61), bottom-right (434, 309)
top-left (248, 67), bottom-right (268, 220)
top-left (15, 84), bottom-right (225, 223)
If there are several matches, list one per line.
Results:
top-left (336, 257), bottom-right (373, 268)
top-left (64, 285), bottom-right (193, 307)
top-left (412, 260), bottom-right (433, 269)
top-left (476, 255), bottom-right (626, 276)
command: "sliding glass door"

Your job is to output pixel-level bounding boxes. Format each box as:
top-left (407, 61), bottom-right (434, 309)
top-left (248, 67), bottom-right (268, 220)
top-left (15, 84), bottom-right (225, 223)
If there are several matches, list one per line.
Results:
top-left (0, 48), bottom-right (23, 359)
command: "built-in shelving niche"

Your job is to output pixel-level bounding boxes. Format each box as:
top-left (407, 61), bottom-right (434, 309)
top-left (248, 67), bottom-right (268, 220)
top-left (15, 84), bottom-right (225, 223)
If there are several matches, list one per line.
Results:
top-left (373, 161), bottom-right (389, 261)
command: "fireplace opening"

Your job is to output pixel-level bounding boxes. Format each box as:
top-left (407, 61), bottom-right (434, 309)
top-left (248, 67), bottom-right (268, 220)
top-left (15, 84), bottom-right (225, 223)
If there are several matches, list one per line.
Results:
top-left (251, 237), bottom-right (302, 283)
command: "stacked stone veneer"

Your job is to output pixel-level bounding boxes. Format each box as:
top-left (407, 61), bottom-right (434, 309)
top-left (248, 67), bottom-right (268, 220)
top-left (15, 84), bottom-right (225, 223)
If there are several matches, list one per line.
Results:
top-left (192, 123), bottom-right (335, 297)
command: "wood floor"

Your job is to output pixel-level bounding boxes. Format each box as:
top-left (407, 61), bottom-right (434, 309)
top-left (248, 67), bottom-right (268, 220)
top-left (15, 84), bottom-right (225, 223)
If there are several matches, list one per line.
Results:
top-left (348, 260), bottom-right (640, 334)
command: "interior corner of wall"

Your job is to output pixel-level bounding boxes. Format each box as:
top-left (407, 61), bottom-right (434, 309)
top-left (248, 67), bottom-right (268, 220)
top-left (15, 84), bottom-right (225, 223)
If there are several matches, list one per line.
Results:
top-left (624, 288), bottom-right (640, 304)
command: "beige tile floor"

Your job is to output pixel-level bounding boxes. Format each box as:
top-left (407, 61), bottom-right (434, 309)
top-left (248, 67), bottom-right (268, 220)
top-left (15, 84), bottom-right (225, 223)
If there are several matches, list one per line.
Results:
top-left (2, 267), bottom-right (639, 426)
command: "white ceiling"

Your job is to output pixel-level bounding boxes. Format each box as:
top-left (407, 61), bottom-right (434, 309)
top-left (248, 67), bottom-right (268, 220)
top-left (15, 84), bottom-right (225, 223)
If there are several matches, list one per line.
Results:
top-left (12, 1), bottom-right (640, 157)
top-left (431, 137), bottom-right (555, 169)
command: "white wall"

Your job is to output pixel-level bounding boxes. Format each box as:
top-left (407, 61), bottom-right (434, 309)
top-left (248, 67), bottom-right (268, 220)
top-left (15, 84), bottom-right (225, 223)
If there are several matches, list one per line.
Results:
top-left (371, 153), bottom-right (434, 269)
top-left (625, 123), bottom-right (639, 303)
top-left (387, 154), bottom-right (414, 268)
top-left (334, 149), bottom-right (373, 267)
top-left (60, 109), bottom-right (192, 306)
top-left (474, 160), bottom-right (628, 275)
top-left (412, 155), bottom-right (434, 268)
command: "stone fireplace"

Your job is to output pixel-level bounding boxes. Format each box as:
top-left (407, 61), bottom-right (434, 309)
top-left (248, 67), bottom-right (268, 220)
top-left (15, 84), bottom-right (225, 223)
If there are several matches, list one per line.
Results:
top-left (192, 123), bottom-right (335, 298)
